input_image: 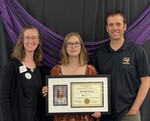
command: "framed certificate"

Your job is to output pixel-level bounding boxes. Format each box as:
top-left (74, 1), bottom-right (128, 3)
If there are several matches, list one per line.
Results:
top-left (46, 75), bottom-right (110, 115)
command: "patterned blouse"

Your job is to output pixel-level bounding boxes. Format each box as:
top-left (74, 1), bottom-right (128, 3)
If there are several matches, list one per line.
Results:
top-left (50, 64), bottom-right (97, 121)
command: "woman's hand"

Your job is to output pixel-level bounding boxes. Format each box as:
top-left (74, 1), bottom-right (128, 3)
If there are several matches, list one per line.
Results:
top-left (91, 112), bottom-right (101, 118)
top-left (42, 86), bottom-right (48, 97)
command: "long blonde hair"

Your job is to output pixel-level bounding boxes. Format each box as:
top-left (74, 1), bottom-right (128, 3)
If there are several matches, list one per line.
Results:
top-left (60, 32), bottom-right (88, 65)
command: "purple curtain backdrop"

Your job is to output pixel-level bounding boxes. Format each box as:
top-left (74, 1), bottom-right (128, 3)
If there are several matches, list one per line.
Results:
top-left (0, 0), bottom-right (150, 67)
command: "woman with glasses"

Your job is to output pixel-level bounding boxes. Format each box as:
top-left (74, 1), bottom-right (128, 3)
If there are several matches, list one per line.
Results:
top-left (0, 26), bottom-right (46, 121)
top-left (42, 32), bottom-right (101, 121)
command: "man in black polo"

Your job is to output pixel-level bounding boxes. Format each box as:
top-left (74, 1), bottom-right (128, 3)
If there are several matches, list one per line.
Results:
top-left (93, 10), bottom-right (150, 121)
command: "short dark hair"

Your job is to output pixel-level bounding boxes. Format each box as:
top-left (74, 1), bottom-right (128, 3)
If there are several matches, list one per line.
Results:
top-left (106, 10), bottom-right (126, 25)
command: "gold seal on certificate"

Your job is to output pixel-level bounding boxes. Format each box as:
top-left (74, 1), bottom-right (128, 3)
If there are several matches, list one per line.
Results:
top-left (84, 98), bottom-right (90, 104)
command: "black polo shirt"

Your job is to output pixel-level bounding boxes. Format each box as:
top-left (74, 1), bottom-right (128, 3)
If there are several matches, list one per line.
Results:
top-left (93, 40), bottom-right (150, 121)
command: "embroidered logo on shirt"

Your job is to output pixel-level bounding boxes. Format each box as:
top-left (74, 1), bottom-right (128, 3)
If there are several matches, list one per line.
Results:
top-left (122, 57), bottom-right (130, 64)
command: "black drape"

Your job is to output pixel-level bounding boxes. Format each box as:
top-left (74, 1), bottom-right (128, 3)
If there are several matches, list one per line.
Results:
top-left (0, 17), bottom-right (14, 75)
top-left (16, 0), bottom-right (150, 41)
top-left (0, 0), bottom-right (150, 121)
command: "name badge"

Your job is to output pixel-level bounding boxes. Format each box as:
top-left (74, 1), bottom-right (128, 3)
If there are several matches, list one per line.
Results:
top-left (19, 65), bottom-right (27, 73)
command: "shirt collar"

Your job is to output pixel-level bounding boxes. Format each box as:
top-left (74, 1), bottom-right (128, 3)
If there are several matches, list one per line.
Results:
top-left (107, 39), bottom-right (130, 52)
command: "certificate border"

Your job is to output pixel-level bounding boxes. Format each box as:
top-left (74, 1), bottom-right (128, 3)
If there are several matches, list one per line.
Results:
top-left (71, 82), bottom-right (104, 108)
top-left (46, 75), bottom-right (110, 115)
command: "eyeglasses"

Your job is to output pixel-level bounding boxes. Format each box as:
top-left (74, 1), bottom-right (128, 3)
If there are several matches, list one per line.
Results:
top-left (67, 42), bottom-right (81, 47)
top-left (24, 36), bottom-right (39, 41)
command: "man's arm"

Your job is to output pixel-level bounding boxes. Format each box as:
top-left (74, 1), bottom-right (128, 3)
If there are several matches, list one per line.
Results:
top-left (128, 76), bottom-right (150, 114)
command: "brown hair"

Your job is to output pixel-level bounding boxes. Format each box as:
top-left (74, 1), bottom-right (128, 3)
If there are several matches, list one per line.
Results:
top-left (106, 10), bottom-right (126, 25)
top-left (57, 88), bottom-right (65, 98)
top-left (60, 32), bottom-right (88, 65)
top-left (12, 26), bottom-right (43, 65)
